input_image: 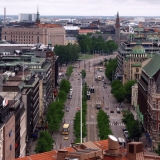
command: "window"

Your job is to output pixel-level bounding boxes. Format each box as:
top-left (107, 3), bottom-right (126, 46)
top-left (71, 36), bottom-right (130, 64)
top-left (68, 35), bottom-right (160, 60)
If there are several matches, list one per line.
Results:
top-left (159, 124), bottom-right (160, 131)
top-left (9, 130), bottom-right (12, 137)
top-left (153, 101), bottom-right (156, 108)
top-left (10, 145), bottom-right (12, 150)
top-left (158, 101), bottom-right (160, 109)
top-left (158, 114), bottom-right (160, 120)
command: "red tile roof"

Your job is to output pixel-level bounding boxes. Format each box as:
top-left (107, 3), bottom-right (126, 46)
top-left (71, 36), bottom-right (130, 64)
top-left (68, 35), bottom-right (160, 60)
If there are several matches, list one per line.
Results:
top-left (14, 139), bottom-right (160, 160)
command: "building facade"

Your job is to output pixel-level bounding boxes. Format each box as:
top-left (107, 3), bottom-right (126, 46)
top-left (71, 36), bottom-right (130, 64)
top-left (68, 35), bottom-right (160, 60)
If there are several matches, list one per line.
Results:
top-left (2, 27), bottom-right (66, 45)
top-left (18, 14), bottom-right (36, 22)
top-left (138, 53), bottom-right (160, 149)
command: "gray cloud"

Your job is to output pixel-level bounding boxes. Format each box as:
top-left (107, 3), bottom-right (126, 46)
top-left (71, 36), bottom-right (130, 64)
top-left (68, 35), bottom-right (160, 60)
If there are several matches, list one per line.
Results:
top-left (0, 0), bottom-right (160, 16)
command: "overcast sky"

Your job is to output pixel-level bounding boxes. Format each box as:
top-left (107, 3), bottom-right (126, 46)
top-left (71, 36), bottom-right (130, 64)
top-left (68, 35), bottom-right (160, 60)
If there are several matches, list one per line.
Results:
top-left (1, 0), bottom-right (160, 16)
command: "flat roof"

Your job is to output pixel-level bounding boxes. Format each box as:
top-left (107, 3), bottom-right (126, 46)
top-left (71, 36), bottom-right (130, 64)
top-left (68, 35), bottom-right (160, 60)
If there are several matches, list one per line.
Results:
top-left (0, 92), bottom-right (18, 100)
top-left (0, 44), bottom-right (35, 47)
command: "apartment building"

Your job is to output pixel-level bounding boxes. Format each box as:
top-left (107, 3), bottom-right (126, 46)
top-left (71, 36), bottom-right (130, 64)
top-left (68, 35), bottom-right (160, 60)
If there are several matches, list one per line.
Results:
top-left (138, 53), bottom-right (160, 149)
top-left (2, 27), bottom-right (66, 45)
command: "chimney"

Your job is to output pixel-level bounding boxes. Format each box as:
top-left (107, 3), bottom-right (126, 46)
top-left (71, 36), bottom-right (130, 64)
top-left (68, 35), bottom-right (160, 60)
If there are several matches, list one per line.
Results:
top-left (57, 150), bottom-right (68, 160)
top-left (125, 142), bottom-right (144, 160)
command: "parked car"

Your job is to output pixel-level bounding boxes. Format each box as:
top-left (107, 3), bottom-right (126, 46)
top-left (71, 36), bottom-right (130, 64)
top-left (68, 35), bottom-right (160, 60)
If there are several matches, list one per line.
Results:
top-left (66, 107), bottom-right (69, 112)
top-left (103, 82), bottom-right (106, 84)
top-left (117, 107), bottom-right (121, 113)
top-left (110, 110), bottom-right (114, 113)
top-left (105, 106), bottom-right (109, 110)
top-left (122, 128), bottom-right (127, 131)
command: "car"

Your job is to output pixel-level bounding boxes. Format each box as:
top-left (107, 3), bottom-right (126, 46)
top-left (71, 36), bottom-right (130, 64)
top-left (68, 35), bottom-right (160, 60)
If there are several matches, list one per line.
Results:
top-left (103, 85), bottom-right (107, 88)
top-left (102, 79), bottom-right (104, 82)
top-left (103, 82), bottom-right (106, 84)
top-left (105, 106), bottom-right (109, 110)
top-left (123, 128), bottom-right (127, 131)
top-left (66, 107), bottom-right (69, 112)
top-left (117, 107), bottom-right (121, 113)
top-left (68, 95), bottom-right (72, 99)
top-left (110, 110), bottom-right (114, 113)
top-left (64, 136), bottom-right (69, 140)
top-left (124, 131), bottom-right (129, 137)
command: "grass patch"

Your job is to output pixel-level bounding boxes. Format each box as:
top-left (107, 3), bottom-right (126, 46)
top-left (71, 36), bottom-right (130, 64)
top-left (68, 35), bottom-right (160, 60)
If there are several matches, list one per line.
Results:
top-left (80, 54), bottom-right (93, 60)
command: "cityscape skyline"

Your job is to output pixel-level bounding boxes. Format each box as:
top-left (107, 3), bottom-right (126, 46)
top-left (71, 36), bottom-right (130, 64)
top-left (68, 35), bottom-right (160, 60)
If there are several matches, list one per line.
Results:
top-left (1, 0), bottom-right (160, 16)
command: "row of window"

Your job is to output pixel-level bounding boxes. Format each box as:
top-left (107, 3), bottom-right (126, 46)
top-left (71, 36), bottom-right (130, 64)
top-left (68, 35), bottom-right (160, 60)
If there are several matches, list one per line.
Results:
top-left (11, 36), bottom-right (34, 38)
top-left (11, 39), bottom-right (34, 42)
top-left (9, 32), bottom-right (39, 34)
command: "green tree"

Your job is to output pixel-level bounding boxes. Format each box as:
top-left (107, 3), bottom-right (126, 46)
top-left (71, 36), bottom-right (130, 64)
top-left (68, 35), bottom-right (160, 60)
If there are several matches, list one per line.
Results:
top-left (66, 66), bottom-right (73, 79)
top-left (57, 90), bottom-right (67, 102)
top-left (114, 87), bottom-right (126, 103)
top-left (35, 131), bottom-right (54, 153)
top-left (105, 58), bottom-right (117, 81)
top-left (155, 143), bottom-right (160, 156)
top-left (59, 79), bottom-right (70, 93)
top-left (124, 80), bottom-right (137, 102)
top-left (81, 70), bottom-right (86, 79)
top-left (97, 109), bottom-right (112, 140)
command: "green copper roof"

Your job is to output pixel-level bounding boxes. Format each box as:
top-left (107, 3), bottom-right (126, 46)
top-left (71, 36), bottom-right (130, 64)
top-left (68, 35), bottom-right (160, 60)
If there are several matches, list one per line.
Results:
top-left (132, 63), bottom-right (141, 67)
top-left (143, 54), bottom-right (160, 77)
top-left (132, 45), bottom-right (145, 54)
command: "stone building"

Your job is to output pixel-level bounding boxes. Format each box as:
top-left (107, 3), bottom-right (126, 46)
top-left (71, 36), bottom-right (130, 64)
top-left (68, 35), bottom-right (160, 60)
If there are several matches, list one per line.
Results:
top-left (122, 43), bottom-right (151, 84)
top-left (1, 27), bottom-right (66, 45)
top-left (138, 53), bottom-right (160, 149)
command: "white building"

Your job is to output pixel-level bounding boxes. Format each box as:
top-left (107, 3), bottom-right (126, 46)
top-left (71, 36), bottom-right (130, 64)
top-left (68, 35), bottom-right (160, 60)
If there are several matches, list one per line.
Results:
top-left (18, 14), bottom-right (37, 22)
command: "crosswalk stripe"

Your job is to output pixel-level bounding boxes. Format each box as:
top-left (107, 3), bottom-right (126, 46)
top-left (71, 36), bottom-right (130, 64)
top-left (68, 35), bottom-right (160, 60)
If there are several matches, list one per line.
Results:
top-left (109, 123), bottom-right (125, 126)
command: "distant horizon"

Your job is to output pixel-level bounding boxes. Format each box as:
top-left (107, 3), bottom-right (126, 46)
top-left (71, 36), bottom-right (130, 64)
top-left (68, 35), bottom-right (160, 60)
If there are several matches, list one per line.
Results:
top-left (0, 15), bottom-right (160, 19)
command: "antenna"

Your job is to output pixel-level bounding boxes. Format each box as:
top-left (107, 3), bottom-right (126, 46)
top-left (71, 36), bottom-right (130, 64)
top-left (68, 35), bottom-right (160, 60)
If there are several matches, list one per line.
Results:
top-left (4, 7), bottom-right (6, 28)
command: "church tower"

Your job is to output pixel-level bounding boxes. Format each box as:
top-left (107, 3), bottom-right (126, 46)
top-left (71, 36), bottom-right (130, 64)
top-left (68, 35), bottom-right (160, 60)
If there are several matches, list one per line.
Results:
top-left (115, 12), bottom-right (120, 46)
top-left (36, 6), bottom-right (40, 24)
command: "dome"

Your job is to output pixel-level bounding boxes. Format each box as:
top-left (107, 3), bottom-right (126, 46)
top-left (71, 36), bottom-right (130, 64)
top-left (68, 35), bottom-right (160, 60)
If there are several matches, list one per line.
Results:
top-left (132, 45), bottom-right (145, 54)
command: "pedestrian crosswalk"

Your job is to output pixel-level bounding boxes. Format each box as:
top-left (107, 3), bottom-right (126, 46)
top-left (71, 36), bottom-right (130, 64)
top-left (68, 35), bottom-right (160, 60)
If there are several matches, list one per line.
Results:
top-left (64, 120), bottom-right (125, 126)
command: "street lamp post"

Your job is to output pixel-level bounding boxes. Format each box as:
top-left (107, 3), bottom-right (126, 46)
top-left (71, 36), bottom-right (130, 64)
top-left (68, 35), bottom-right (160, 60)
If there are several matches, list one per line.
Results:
top-left (80, 73), bottom-right (82, 143)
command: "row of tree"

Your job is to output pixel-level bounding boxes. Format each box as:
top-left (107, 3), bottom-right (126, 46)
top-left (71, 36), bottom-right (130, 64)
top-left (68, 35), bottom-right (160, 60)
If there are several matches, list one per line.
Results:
top-left (97, 109), bottom-right (112, 140)
top-left (46, 79), bottom-right (70, 132)
top-left (122, 110), bottom-right (142, 140)
top-left (105, 58), bottom-right (118, 81)
top-left (54, 43), bottom-right (80, 65)
top-left (77, 34), bottom-right (118, 54)
top-left (66, 66), bottom-right (73, 80)
top-left (73, 81), bottom-right (87, 142)
top-left (111, 80), bottom-right (136, 103)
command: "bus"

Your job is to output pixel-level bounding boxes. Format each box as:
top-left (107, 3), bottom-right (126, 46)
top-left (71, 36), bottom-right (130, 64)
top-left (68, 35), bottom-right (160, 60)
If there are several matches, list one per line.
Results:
top-left (62, 123), bottom-right (69, 135)
top-left (98, 67), bottom-right (103, 72)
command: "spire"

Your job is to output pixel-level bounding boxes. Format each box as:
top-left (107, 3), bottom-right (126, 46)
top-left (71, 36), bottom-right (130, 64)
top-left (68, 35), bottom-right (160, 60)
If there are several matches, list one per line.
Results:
top-left (115, 11), bottom-right (120, 28)
top-left (36, 5), bottom-right (40, 24)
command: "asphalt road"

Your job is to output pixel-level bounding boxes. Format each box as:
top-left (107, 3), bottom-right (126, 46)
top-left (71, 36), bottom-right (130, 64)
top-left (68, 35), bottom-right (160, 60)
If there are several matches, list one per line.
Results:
top-left (52, 54), bottom-right (126, 149)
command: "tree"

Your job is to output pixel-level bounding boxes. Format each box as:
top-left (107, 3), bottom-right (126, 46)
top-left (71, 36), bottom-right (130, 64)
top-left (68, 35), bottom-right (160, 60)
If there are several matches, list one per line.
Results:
top-left (66, 66), bottom-right (73, 79)
top-left (124, 80), bottom-right (137, 102)
top-left (59, 79), bottom-right (70, 93)
top-left (97, 109), bottom-right (112, 140)
top-left (57, 90), bottom-right (67, 102)
top-left (35, 131), bottom-right (54, 153)
top-left (81, 70), bottom-right (86, 79)
top-left (54, 44), bottom-right (80, 64)
top-left (114, 87), bottom-right (126, 103)
top-left (105, 58), bottom-right (117, 81)
top-left (155, 143), bottom-right (160, 156)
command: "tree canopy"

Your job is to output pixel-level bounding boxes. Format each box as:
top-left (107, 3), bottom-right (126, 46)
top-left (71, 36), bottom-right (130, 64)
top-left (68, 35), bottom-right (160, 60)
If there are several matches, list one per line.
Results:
top-left (97, 109), bottom-right (112, 140)
top-left (105, 58), bottom-right (117, 81)
top-left (122, 111), bottom-right (142, 140)
top-left (35, 131), bottom-right (54, 153)
top-left (77, 34), bottom-right (118, 54)
top-left (54, 43), bottom-right (80, 65)
top-left (124, 80), bottom-right (137, 102)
